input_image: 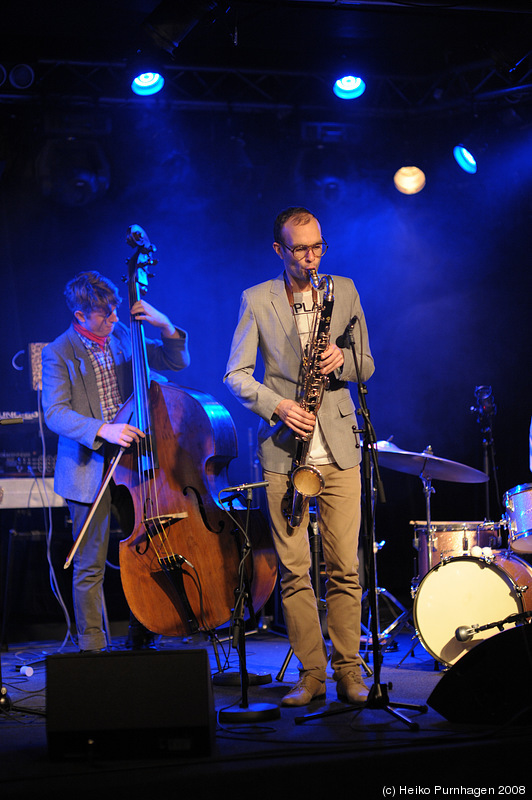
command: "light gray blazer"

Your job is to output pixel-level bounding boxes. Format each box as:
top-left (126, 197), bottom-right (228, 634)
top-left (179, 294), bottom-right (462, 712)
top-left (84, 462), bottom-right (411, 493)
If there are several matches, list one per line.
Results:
top-left (224, 272), bottom-right (374, 473)
top-left (42, 321), bottom-right (190, 503)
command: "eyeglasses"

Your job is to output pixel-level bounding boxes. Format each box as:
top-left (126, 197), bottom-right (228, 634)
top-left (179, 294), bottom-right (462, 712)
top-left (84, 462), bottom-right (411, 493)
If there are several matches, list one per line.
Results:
top-left (280, 240), bottom-right (328, 260)
top-left (91, 306), bottom-right (118, 320)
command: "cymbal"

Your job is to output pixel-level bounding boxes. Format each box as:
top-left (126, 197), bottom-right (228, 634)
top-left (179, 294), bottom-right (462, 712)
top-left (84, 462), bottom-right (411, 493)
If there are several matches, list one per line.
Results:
top-left (375, 441), bottom-right (489, 484)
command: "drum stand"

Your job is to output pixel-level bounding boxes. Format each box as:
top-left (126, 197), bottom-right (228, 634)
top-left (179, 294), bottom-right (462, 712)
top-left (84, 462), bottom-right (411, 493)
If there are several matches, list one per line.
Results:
top-left (397, 474), bottom-right (440, 668)
top-left (360, 479), bottom-right (412, 653)
top-left (296, 318), bottom-right (427, 730)
top-left (361, 548), bottom-right (412, 654)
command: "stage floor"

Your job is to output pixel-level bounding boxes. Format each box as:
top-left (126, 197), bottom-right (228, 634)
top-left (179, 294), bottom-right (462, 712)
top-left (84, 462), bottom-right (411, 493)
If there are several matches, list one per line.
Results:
top-left (1, 622), bottom-right (531, 798)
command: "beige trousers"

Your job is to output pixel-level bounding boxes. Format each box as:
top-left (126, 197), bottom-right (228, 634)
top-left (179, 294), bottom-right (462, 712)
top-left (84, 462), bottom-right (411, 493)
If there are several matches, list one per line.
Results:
top-left (263, 464), bottom-right (363, 682)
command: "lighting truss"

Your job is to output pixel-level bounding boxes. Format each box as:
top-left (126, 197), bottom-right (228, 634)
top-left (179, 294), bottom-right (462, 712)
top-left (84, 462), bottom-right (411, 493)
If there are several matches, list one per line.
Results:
top-left (0, 57), bottom-right (531, 118)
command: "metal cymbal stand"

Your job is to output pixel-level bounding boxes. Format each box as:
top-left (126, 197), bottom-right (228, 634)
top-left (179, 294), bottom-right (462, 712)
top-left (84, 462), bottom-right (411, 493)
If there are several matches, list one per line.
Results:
top-left (397, 472), bottom-right (437, 667)
top-left (360, 540), bottom-right (412, 654)
top-left (360, 465), bottom-right (412, 653)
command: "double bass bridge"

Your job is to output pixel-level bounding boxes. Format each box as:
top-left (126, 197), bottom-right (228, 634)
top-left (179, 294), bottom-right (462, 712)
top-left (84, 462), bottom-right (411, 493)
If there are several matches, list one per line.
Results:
top-left (142, 511), bottom-right (200, 634)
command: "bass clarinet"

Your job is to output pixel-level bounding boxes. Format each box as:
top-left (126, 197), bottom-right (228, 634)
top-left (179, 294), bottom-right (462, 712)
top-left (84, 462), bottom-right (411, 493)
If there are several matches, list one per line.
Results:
top-left (286, 268), bottom-right (334, 528)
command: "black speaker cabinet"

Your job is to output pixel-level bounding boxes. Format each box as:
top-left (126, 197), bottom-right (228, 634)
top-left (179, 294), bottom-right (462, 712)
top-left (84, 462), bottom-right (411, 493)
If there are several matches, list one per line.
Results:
top-left (428, 624), bottom-right (532, 725)
top-left (46, 649), bottom-right (215, 759)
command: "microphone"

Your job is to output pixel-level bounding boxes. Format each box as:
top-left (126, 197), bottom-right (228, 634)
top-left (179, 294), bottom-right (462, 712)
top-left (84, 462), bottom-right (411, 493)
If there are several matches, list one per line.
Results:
top-left (455, 624), bottom-right (480, 642)
top-left (337, 316), bottom-right (359, 348)
top-left (220, 480), bottom-right (269, 493)
top-left (174, 554), bottom-right (194, 569)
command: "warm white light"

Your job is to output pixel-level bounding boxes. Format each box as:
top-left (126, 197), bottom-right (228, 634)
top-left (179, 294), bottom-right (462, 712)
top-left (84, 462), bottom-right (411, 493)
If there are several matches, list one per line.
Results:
top-left (393, 166), bottom-right (426, 195)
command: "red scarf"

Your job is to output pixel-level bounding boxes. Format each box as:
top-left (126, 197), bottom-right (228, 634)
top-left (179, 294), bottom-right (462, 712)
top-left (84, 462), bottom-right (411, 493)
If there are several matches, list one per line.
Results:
top-left (73, 321), bottom-right (108, 351)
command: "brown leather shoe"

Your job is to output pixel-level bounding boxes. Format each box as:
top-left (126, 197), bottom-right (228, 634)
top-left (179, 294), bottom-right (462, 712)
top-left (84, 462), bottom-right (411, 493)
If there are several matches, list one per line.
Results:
top-left (281, 674), bottom-right (326, 707)
top-left (336, 670), bottom-right (369, 706)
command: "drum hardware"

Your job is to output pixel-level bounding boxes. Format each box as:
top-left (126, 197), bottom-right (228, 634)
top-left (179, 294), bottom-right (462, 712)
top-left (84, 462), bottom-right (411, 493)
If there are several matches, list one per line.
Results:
top-left (361, 538), bottom-right (412, 653)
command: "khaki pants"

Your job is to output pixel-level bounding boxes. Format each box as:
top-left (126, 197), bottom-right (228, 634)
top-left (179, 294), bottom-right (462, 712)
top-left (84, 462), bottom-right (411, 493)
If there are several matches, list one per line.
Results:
top-left (263, 464), bottom-right (363, 682)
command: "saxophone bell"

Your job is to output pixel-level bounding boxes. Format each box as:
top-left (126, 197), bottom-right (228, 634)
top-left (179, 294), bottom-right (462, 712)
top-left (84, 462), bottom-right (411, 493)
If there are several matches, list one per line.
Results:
top-left (292, 464), bottom-right (324, 498)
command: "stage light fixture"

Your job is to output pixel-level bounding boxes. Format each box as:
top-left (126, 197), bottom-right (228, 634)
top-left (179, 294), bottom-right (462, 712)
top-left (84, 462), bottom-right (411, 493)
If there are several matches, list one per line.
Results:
top-left (143, 0), bottom-right (218, 56)
top-left (131, 71), bottom-right (165, 96)
top-left (393, 166), bottom-right (426, 195)
top-left (333, 75), bottom-right (366, 100)
top-left (453, 144), bottom-right (477, 174)
top-left (36, 139), bottom-right (110, 207)
top-left (9, 63), bottom-right (34, 89)
top-left (0, 65), bottom-right (6, 87)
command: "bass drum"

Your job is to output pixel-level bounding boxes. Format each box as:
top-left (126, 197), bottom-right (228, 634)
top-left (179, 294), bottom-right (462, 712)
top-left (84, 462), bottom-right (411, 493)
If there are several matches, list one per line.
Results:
top-left (413, 552), bottom-right (532, 666)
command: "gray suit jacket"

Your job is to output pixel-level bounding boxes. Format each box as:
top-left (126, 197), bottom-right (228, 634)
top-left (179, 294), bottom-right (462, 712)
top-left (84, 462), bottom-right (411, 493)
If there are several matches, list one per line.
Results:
top-left (42, 321), bottom-right (190, 503)
top-left (224, 272), bottom-right (374, 473)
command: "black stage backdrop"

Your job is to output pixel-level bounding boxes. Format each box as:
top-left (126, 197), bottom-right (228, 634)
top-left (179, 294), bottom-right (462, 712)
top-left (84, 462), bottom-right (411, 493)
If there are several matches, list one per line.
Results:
top-left (1, 104), bottom-right (531, 609)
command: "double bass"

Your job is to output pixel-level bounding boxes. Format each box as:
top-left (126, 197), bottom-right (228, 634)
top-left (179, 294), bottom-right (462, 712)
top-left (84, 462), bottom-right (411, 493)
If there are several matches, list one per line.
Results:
top-left (68, 225), bottom-right (277, 637)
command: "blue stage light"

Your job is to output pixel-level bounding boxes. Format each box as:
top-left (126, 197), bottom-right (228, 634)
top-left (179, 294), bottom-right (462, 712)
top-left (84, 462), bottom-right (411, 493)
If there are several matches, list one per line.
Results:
top-left (131, 71), bottom-right (165, 96)
top-left (453, 144), bottom-right (477, 174)
top-left (333, 75), bottom-right (366, 100)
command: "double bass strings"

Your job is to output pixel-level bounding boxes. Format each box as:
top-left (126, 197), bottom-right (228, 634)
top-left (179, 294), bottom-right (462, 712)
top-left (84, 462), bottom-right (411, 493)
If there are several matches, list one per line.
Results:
top-left (130, 310), bottom-right (173, 563)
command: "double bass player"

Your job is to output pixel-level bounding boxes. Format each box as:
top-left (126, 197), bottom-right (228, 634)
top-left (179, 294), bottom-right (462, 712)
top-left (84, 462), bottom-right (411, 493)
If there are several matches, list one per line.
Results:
top-left (42, 268), bottom-right (189, 652)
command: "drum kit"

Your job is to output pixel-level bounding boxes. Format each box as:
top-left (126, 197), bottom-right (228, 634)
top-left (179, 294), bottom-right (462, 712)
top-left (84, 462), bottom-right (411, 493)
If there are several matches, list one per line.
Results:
top-left (375, 440), bottom-right (532, 667)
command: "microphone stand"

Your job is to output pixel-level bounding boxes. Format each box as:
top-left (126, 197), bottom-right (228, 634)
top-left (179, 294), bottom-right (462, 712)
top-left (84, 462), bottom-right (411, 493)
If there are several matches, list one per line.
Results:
top-left (470, 385), bottom-right (500, 520)
top-left (216, 484), bottom-right (280, 723)
top-left (0, 420), bottom-right (18, 715)
top-left (456, 609), bottom-right (532, 642)
top-left (297, 318), bottom-right (427, 730)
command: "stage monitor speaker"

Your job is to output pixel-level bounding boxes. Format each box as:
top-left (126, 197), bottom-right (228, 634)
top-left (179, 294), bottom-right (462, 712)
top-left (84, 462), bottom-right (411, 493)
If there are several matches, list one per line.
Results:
top-left (427, 624), bottom-right (532, 725)
top-left (46, 649), bottom-right (215, 759)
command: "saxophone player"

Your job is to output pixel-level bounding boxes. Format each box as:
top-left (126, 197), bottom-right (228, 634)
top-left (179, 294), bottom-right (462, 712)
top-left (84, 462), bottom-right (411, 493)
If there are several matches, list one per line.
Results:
top-left (224, 206), bottom-right (375, 707)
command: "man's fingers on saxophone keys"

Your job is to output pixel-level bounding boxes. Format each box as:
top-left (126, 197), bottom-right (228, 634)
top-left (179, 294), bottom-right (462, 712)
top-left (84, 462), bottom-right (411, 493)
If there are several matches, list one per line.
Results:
top-left (320, 343), bottom-right (344, 374)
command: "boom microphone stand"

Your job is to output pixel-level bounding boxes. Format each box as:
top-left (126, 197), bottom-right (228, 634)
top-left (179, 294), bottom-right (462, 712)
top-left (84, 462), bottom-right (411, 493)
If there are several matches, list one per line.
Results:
top-left (470, 385), bottom-right (500, 521)
top-left (297, 317), bottom-right (427, 730)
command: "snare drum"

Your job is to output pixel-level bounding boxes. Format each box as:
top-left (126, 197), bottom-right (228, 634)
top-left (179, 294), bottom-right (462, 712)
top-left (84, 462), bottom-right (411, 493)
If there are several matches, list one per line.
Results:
top-left (412, 520), bottom-right (504, 580)
top-left (413, 551), bottom-right (532, 666)
top-left (504, 483), bottom-right (532, 554)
